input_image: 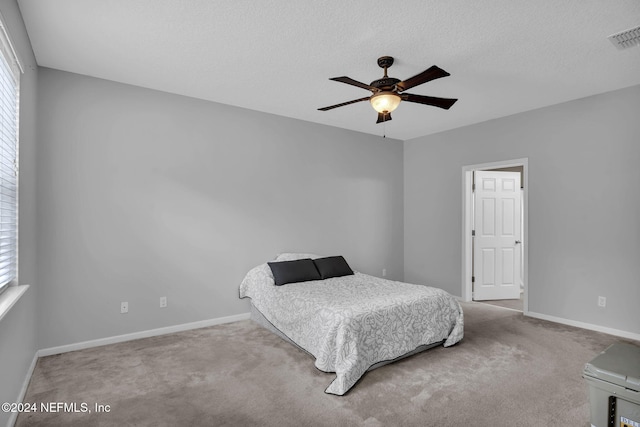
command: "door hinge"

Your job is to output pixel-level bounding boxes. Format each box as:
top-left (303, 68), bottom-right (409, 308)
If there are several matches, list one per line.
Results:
top-left (471, 230), bottom-right (475, 236)
top-left (472, 276), bottom-right (475, 283)
top-left (472, 183), bottom-right (475, 192)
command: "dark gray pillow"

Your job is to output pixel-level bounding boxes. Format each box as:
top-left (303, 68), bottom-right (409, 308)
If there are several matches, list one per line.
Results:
top-left (268, 258), bottom-right (321, 286)
top-left (313, 256), bottom-right (354, 280)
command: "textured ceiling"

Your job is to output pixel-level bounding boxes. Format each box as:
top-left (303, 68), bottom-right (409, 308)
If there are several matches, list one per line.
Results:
top-left (17, 0), bottom-right (640, 140)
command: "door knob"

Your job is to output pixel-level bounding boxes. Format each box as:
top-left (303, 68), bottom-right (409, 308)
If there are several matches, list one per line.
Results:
top-left (515, 240), bottom-right (521, 244)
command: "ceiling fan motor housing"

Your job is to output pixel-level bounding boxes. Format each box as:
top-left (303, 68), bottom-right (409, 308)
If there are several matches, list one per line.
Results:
top-left (370, 77), bottom-right (400, 91)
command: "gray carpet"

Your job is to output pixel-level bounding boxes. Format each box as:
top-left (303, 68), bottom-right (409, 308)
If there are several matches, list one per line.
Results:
top-left (481, 297), bottom-right (523, 311)
top-left (17, 302), bottom-right (636, 427)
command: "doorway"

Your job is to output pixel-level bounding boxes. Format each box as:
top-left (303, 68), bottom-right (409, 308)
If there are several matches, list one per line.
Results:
top-left (462, 158), bottom-right (528, 314)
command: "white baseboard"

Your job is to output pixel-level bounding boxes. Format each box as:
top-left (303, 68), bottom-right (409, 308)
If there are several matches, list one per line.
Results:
top-left (38, 312), bottom-right (250, 357)
top-left (7, 353), bottom-right (38, 427)
top-left (527, 311), bottom-right (640, 342)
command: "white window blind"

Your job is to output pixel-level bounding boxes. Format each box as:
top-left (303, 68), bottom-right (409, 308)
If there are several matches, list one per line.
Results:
top-left (0, 16), bottom-right (20, 294)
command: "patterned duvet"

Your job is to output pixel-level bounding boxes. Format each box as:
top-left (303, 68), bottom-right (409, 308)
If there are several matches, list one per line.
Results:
top-left (239, 263), bottom-right (464, 395)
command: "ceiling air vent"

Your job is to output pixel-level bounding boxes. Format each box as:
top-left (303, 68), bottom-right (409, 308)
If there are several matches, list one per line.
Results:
top-left (608, 25), bottom-right (640, 50)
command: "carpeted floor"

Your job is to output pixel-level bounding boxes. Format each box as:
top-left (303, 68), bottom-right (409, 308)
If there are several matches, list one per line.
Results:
top-left (17, 302), bottom-right (637, 427)
top-left (481, 297), bottom-right (523, 311)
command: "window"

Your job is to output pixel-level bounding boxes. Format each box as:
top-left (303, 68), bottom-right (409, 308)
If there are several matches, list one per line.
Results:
top-left (0, 17), bottom-right (21, 295)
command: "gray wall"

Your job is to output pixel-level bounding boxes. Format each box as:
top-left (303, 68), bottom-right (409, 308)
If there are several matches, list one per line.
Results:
top-left (36, 68), bottom-right (404, 349)
top-left (405, 84), bottom-right (640, 335)
top-left (0, 0), bottom-right (38, 425)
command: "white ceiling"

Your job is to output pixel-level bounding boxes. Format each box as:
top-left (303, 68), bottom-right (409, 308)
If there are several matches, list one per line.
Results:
top-left (17, 0), bottom-right (640, 141)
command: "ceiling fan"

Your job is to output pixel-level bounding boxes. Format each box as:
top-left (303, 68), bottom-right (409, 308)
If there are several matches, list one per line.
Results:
top-left (318, 56), bottom-right (458, 123)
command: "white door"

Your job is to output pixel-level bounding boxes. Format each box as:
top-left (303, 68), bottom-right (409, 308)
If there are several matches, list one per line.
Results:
top-left (473, 171), bottom-right (521, 301)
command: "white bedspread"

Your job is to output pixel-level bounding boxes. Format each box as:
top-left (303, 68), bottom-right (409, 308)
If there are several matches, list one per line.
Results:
top-left (239, 263), bottom-right (464, 395)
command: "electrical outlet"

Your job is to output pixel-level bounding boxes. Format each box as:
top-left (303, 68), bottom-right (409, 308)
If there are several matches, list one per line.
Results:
top-left (598, 296), bottom-right (606, 308)
top-left (382, 268), bottom-right (387, 277)
top-left (120, 301), bottom-right (128, 314)
top-left (160, 296), bottom-right (167, 308)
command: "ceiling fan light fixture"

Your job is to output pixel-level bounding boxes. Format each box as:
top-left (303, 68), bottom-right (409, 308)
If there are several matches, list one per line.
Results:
top-left (370, 91), bottom-right (401, 113)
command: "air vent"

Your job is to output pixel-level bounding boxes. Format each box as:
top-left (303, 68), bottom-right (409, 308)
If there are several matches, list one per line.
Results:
top-left (608, 25), bottom-right (640, 50)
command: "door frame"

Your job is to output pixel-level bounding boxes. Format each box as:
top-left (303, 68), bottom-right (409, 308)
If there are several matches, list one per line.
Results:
top-left (461, 158), bottom-right (529, 314)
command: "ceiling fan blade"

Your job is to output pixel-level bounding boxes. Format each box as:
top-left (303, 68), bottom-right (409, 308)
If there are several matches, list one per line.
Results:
top-left (396, 66), bottom-right (450, 92)
top-left (376, 112), bottom-right (392, 124)
top-left (401, 93), bottom-right (458, 110)
top-left (330, 76), bottom-right (379, 92)
top-left (318, 97), bottom-right (370, 111)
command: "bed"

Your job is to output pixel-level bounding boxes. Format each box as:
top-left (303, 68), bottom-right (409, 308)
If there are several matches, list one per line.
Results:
top-left (238, 253), bottom-right (464, 395)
